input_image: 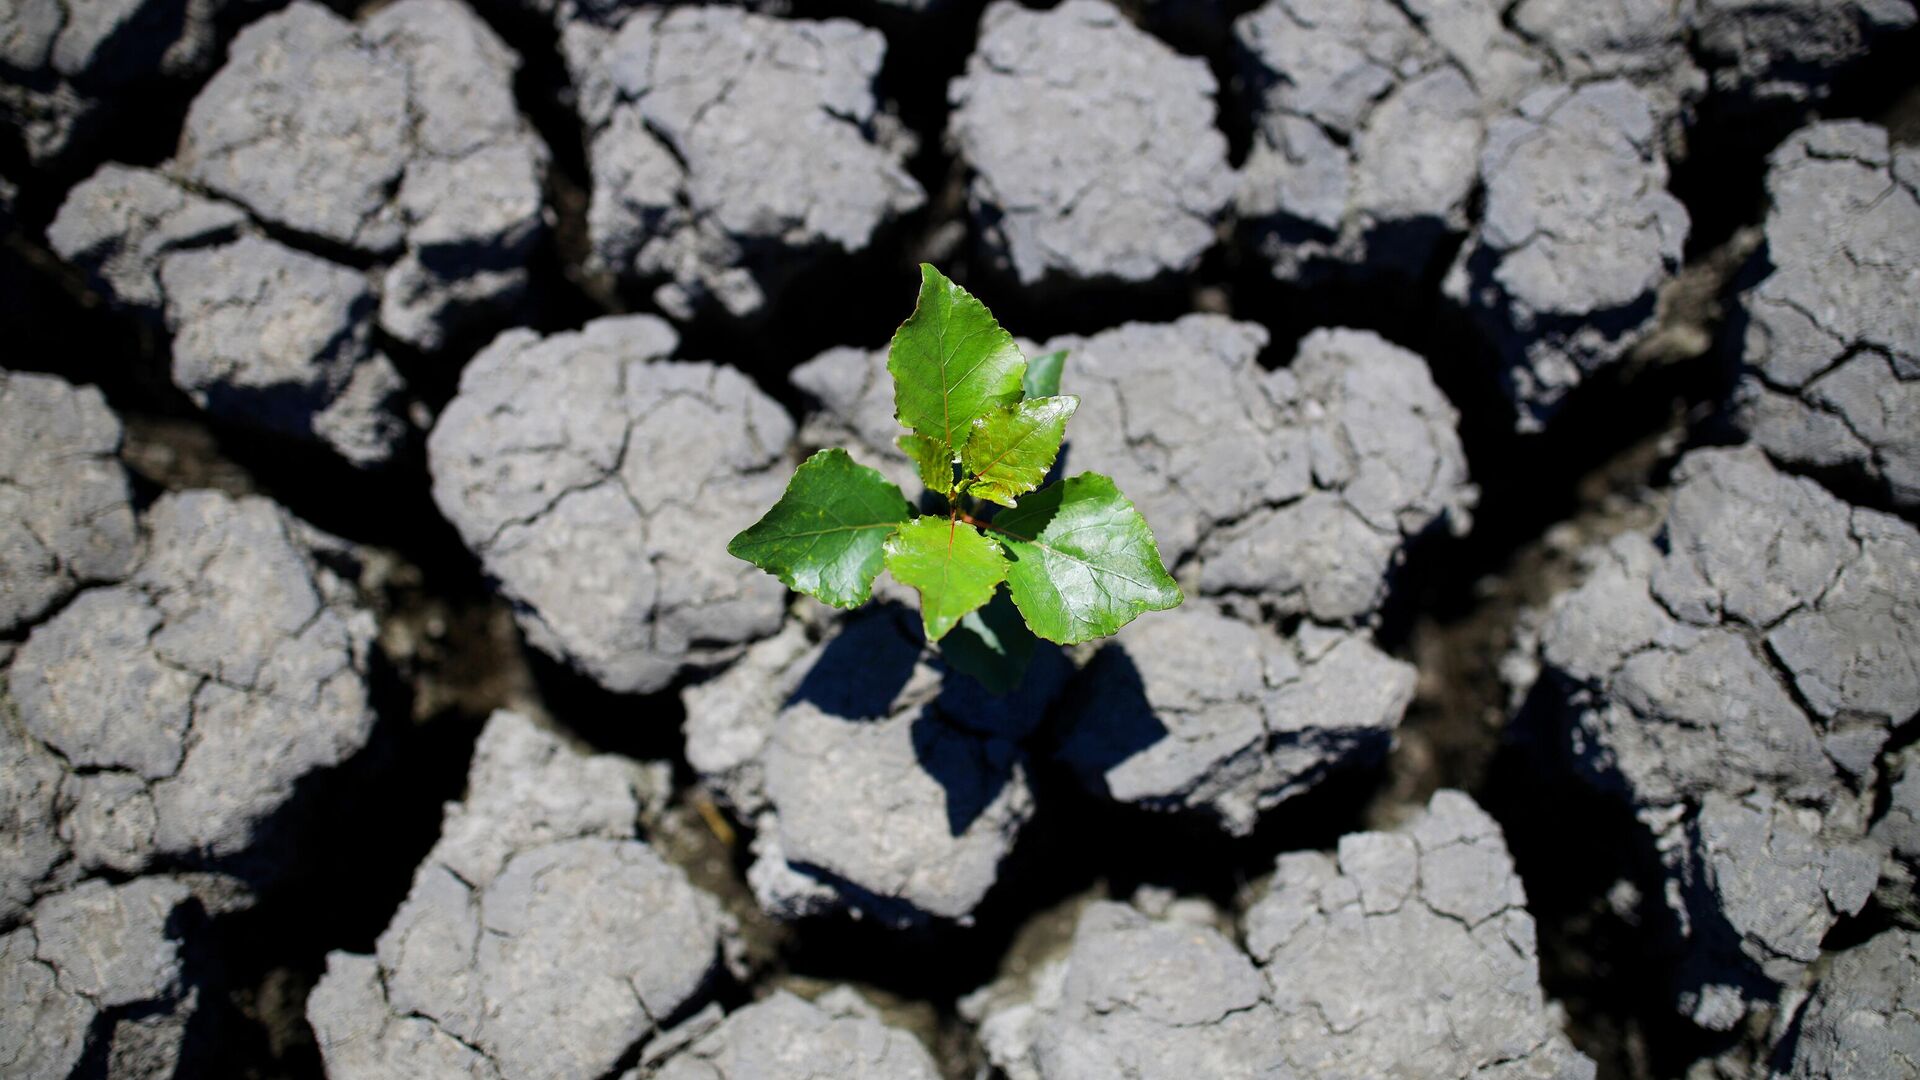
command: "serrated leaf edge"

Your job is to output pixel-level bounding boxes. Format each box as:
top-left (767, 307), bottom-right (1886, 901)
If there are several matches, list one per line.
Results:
top-left (986, 472), bottom-right (1184, 645)
top-left (725, 448), bottom-right (913, 610)
top-left (958, 394), bottom-right (1078, 507)
top-left (886, 264), bottom-right (1027, 459)
top-left (883, 515), bottom-right (1009, 642)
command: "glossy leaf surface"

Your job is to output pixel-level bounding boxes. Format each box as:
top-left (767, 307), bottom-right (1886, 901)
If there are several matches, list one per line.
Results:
top-left (731, 266), bottom-right (1182, 685)
top-left (727, 448), bottom-right (911, 609)
top-left (897, 433), bottom-right (955, 496)
top-left (960, 395), bottom-right (1077, 508)
top-left (993, 473), bottom-right (1182, 644)
top-left (883, 514), bottom-right (1009, 642)
top-left (888, 264), bottom-right (1026, 459)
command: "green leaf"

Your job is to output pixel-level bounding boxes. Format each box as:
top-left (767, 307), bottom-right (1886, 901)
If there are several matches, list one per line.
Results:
top-left (959, 395), bottom-right (1077, 508)
top-left (897, 433), bottom-right (954, 496)
top-left (882, 514), bottom-right (1010, 642)
top-left (1023, 350), bottom-right (1067, 399)
top-left (938, 591), bottom-right (1037, 694)
top-left (888, 264), bottom-right (1026, 460)
top-left (727, 448), bottom-right (912, 609)
top-left (992, 472), bottom-right (1182, 645)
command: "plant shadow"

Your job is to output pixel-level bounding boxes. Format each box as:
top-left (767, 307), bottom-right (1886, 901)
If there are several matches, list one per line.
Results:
top-left (785, 606), bottom-right (1030, 838)
top-left (1052, 644), bottom-right (1170, 796)
top-left (788, 609), bottom-right (921, 720)
top-left (910, 711), bottom-right (1019, 837)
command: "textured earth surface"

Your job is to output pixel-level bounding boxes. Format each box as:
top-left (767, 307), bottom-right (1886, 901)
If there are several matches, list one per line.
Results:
top-left (1521, 445), bottom-right (1915, 1034)
top-left (1732, 119), bottom-right (1920, 511)
top-left (2, 0), bottom-right (1916, 1077)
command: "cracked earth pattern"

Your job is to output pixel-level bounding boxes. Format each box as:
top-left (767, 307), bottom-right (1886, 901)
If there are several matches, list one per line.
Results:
top-left (2, 0), bottom-right (1918, 1075)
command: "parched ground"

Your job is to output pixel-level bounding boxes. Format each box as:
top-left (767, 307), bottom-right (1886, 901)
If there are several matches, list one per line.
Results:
top-left (2, 0), bottom-right (1918, 1077)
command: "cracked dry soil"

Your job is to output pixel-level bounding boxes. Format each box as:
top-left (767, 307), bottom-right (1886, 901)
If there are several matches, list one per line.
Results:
top-left (3, 0), bottom-right (1919, 1077)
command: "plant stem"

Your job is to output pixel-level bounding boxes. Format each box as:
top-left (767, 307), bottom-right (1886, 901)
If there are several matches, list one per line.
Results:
top-left (956, 509), bottom-right (1032, 543)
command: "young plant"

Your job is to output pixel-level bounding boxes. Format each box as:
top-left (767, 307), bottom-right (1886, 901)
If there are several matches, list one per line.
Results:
top-left (728, 265), bottom-right (1182, 690)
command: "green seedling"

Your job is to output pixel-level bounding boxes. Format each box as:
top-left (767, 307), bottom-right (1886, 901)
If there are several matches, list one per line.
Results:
top-left (729, 265), bottom-right (1182, 691)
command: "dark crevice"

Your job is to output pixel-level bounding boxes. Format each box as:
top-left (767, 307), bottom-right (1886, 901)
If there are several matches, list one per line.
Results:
top-left (7, 3), bottom-right (1920, 1079)
top-left (1670, 22), bottom-right (1920, 261)
top-left (236, 212), bottom-right (390, 273)
top-left (195, 665), bottom-right (488, 1077)
top-left (4, 156), bottom-right (535, 1080)
top-left (1119, 0), bottom-right (1264, 169)
top-left (1667, 94), bottom-right (1786, 263)
top-left (0, 0), bottom-right (277, 238)
top-left (671, 222), bottom-right (939, 409)
top-left (789, 0), bottom-right (989, 201)
top-left (1367, 363), bottom-right (1730, 1079)
top-left (1487, 680), bottom-right (1745, 1080)
top-left (0, 232), bottom-right (183, 408)
top-left (1818, 23), bottom-right (1920, 134)
top-left (463, 0), bottom-right (614, 335)
top-left (1298, 169), bottom-right (1763, 1079)
top-left (520, 645), bottom-right (693, 782)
